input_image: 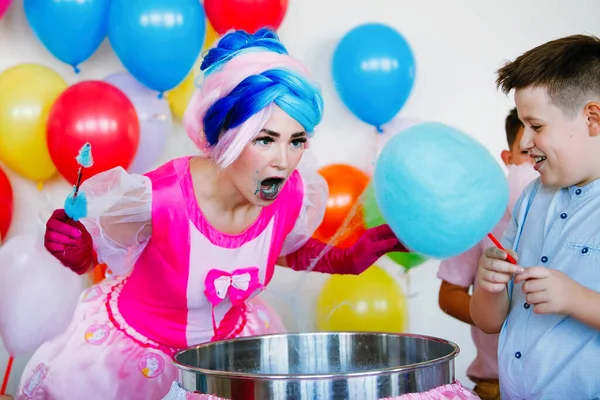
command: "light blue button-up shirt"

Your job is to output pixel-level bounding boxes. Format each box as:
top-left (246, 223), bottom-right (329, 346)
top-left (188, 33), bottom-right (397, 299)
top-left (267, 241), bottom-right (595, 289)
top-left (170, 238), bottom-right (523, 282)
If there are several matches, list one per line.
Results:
top-left (498, 177), bottom-right (600, 399)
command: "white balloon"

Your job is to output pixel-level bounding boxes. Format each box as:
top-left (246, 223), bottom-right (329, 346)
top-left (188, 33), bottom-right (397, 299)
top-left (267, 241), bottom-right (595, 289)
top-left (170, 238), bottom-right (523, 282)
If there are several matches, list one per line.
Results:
top-left (0, 235), bottom-right (84, 356)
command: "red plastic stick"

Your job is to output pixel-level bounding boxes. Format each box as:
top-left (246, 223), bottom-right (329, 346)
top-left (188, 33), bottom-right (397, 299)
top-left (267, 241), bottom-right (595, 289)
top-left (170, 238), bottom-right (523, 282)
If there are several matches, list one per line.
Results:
top-left (487, 233), bottom-right (517, 264)
top-left (0, 356), bottom-right (13, 395)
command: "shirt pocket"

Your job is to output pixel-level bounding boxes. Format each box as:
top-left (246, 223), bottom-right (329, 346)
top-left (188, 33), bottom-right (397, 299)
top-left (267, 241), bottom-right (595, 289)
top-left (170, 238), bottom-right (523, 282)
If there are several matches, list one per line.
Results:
top-left (565, 239), bottom-right (600, 290)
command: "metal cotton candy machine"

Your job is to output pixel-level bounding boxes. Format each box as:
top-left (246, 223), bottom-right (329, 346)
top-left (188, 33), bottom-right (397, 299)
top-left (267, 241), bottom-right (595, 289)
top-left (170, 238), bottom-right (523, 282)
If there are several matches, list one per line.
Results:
top-left (172, 332), bottom-right (461, 399)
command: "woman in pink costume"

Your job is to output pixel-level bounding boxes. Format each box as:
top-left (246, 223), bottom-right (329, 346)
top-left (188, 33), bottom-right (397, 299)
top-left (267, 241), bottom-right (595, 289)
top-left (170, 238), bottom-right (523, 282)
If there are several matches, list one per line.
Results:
top-left (15, 29), bottom-right (407, 400)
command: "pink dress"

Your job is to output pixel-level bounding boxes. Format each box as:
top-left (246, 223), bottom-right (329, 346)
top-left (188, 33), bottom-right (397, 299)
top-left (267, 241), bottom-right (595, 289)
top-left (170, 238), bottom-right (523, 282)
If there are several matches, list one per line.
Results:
top-left (16, 156), bottom-right (327, 400)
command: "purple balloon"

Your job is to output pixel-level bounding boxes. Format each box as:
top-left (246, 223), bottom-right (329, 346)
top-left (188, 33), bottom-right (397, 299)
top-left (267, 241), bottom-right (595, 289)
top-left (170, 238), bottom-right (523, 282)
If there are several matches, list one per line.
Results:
top-left (104, 72), bottom-right (172, 174)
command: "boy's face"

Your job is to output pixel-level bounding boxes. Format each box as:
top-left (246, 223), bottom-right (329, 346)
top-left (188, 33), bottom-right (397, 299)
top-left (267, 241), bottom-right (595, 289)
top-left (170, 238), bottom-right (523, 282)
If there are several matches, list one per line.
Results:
top-left (515, 86), bottom-right (600, 188)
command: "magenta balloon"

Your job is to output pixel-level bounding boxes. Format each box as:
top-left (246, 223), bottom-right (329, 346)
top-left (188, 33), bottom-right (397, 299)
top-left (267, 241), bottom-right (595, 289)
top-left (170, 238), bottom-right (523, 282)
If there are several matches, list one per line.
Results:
top-left (0, 0), bottom-right (11, 19)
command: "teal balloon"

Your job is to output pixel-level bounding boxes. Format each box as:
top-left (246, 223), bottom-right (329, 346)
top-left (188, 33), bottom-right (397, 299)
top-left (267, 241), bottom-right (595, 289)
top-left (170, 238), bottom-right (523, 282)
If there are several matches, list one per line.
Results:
top-left (363, 184), bottom-right (427, 271)
top-left (108, 0), bottom-right (206, 93)
top-left (332, 23), bottom-right (415, 128)
top-left (373, 122), bottom-right (508, 259)
top-left (24, 0), bottom-right (110, 71)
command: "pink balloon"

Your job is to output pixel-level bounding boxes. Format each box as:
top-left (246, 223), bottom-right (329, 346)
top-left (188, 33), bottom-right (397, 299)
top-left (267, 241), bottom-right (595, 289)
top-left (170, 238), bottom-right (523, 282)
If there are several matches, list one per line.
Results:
top-left (0, 0), bottom-right (11, 19)
top-left (376, 117), bottom-right (422, 155)
top-left (0, 235), bottom-right (84, 356)
top-left (506, 163), bottom-right (539, 214)
top-left (244, 296), bottom-right (286, 335)
top-left (370, 117), bottom-right (422, 175)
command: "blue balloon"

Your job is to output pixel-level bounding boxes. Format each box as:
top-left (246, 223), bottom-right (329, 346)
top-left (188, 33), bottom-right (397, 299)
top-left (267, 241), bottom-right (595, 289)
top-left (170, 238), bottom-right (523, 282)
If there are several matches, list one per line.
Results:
top-left (332, 23), bottom-right (416, 129)
top-left (373, 122), bottom-right (508, 259)
top-left (24, 0), bottom-right (110, 71)
top-left (108, 0), bottom-right (206, 93)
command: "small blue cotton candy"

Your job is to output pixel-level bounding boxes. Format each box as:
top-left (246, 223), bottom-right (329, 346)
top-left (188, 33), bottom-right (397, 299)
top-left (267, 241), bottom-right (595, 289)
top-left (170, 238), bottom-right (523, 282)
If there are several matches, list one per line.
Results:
top-left (76, 142), bottom-right (93, 168)
top-left (64, 190), bottom-right (88, 222)
top-left (373, 122), bottom-right (509, 259)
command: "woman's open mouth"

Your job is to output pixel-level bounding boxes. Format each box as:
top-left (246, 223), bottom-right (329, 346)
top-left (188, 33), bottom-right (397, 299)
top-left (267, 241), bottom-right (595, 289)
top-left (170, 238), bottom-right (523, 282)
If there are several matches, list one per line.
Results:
top-left (259, 177), bottom-right (285, 201)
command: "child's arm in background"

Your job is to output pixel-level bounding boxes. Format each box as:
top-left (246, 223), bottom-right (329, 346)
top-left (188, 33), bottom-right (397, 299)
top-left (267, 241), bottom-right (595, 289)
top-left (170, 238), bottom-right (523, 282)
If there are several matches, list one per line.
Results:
top-left (437, 244), bottom-right (480, 325)
top-left (439, 281), bottom-right (474, 325)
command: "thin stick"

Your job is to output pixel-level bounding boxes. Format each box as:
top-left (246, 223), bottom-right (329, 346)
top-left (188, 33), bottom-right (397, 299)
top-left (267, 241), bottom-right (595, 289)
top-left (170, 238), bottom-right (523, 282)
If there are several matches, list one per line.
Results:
top-left (0, 356), bottom-right (14, 395)
top-left (72, 165), bottom-right (84, 198)
top-left (487, 233), bottom-right (517, 264)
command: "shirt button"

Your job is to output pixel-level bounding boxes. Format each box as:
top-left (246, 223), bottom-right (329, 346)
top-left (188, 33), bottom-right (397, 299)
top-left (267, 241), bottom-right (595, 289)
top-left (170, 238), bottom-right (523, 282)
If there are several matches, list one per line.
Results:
top-left (560, 212), bottom-right (567, 219)
top-left (576, 189), bottom-right (582, 195)
top-left (515, 351), bottom-right (522, 359)
top-left (541, 256), bottom-right (548, 263)
top-left (524, 303), bottom-right (530, 309)
top-left (582, 247), bottom-right (589, 254)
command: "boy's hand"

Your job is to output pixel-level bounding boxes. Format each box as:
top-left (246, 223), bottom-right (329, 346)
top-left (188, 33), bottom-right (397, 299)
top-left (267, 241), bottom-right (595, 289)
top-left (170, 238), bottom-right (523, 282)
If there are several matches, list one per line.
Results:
top-left (514, 266), bottom-right (581, 315)
top-left (476, 247), bottom-right (524, 293)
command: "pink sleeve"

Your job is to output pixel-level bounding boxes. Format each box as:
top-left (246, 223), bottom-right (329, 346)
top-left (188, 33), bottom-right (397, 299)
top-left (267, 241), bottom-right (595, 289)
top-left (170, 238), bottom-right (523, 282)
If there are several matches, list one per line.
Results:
top-left (436, 241), bottom-right (482, 288)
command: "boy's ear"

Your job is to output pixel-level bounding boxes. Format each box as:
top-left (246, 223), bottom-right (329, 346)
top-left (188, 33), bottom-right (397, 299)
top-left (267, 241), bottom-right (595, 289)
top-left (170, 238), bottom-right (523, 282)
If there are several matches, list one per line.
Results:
top-left (585, 102), bottom-right (600, 137)
top-left (500, 150), bottom-right (511, 166)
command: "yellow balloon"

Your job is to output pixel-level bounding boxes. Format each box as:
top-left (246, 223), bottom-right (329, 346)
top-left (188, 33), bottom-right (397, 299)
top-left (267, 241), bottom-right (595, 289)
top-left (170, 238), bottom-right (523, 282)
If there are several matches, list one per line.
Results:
top-left (316, 266), bottom-right (408, 332)
top-left (204, 19), bottom-right (219, 51)
top-left (0, 64), bottom-right (67, 182)
top-left (166, 19), bottom-right (220, 120)
top-left (167, 71), bottom-right (197, 120)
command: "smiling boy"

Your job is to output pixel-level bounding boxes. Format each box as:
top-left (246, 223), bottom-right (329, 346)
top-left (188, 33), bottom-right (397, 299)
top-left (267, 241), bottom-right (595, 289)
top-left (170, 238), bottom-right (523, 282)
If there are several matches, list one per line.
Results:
top-left (471, 34), bottom-right (600, 399)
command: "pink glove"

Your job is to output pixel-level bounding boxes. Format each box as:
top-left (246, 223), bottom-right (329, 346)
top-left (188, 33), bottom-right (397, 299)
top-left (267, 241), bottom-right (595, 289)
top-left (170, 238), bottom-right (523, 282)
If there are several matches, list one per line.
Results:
top-left (44, 209), bottom-right (96, 275)
top-left (286, 224), bottom-right (408, 275)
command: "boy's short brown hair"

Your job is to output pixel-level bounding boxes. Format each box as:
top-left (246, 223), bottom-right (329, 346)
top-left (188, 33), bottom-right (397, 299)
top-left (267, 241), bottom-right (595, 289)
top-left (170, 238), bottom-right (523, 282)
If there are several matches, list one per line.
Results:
top-left (496, 34), bottom-right (600, 116)
top-left (505, 107), bottom-right (523, 149)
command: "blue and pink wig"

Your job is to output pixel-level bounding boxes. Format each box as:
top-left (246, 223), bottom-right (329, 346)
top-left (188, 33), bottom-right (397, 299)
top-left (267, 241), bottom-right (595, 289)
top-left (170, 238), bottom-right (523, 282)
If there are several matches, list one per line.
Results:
top-left (183, 28), bottom-right (324, 168)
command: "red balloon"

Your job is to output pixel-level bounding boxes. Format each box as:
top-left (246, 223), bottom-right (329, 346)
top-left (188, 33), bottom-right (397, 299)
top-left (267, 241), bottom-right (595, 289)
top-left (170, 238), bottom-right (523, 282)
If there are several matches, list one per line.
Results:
top-left (0, 166), bottom-right (13, 241)
top-left (47, 81), bottom-right (140, 185)
top-left (204, 0), bottom-right (288, 34)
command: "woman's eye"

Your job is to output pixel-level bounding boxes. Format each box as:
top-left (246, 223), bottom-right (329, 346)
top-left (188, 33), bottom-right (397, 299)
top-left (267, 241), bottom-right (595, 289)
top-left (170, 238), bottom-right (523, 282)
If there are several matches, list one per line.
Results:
top-left (291, 138), bottom-right (307, 148)
top-left (254, 137), bottom-right (273, 146)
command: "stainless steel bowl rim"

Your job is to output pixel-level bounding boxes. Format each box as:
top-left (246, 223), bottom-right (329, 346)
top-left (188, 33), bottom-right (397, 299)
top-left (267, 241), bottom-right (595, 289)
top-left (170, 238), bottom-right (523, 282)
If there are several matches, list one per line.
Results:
top-left (172, 332), bottom-right (460, 381)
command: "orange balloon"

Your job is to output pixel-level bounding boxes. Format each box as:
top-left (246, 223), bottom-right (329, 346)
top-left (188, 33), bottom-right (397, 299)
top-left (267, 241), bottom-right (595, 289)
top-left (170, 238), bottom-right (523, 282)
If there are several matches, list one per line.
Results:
top-left (89, 263), bottom-right (108, 285)
top-left (313, 216), bottom-right (365, 249)
top-left (315, 164), bottom-right (370, 246)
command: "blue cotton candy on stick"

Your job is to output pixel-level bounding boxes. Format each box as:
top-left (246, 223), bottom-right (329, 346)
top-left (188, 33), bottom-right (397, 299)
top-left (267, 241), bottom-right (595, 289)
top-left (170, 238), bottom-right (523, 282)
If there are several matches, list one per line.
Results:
top-left (373, 122), bottom-right (509, 259)
top-left (76, 142), bottom-right (93, 168)
top-left (64, 190), bottom-right (88, 222)
top-left (64, 142), bottom-right (94, 221)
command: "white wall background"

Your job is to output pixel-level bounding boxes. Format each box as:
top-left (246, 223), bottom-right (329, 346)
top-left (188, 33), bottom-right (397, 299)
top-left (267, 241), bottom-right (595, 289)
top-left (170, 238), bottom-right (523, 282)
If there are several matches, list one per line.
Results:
top-left (1, 0), bottom-right (599, 395)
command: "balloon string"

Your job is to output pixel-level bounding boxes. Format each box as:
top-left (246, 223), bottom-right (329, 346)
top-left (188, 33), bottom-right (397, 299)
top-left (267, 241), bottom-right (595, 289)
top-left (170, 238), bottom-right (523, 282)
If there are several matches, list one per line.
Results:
top-left (374, 128), bottom-right (382, 170)
top-left (0, 356), bottom-right (14, 395)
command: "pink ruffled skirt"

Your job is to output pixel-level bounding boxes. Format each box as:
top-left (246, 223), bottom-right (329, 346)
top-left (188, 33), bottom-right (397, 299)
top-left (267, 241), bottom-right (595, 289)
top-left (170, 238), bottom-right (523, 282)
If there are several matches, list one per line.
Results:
top-left (15, 278), bottom-right (286, 400)
top-left (162, 381), bottom-right (480, 399)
